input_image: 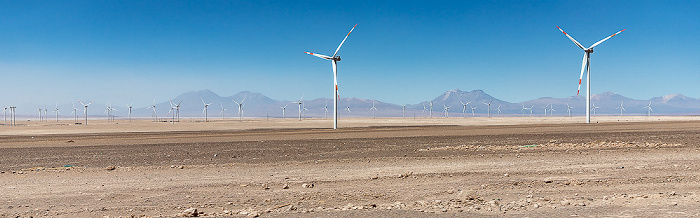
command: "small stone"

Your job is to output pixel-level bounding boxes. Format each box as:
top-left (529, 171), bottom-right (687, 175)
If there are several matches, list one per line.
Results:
top-left (577, 202), bottom-right (586, 206)
top-left (182, 208), bottom-right (198, 217)
top-left (504, 173), bottom-right (509, 177)
top-left (105, 166), bottom-right (116, 171)
top-left (302, 183), bottom-right (314, 188)
top-left (533, 204), bottom-right (540, 208)
top-left (282, 183), bottom-right (290, 189)
top-left (560, 200), bottom-right (570, 206)
top-left (262, 184), bottom-right (270, 190)
top-left (671, 202), bottom-right (678, 206)
top-left (178, 166), bottom-right (184, 169)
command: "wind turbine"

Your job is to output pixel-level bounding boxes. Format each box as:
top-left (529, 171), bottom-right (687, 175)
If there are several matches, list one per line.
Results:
top-left (496, 104), bottom-right (502, 116)
top-left (616, 101), bottom-right (626, 116)
top-left (421, 103), bottom-right (428, 116)
top-left (322, 102), bottom-right (329, 119)
top-left (484, 100), bottom-right (493, 118)
top-left (281, 104), bottom-right (289, 119)
top-left (369, 100), bottom-right (378, 118)
top-left (232, 97), bottom-right (245, 121)
top-left (10, 106), bottom-right (16, 126)
top-left (147, 99), bottom-right (158, 122)
top-left (201, 98), bottom-right (212, 122)
top-left (105, 102), bottom-right (116, 121)
top-left (557, 26), bottom-right (625, 123)
top-left (566, 103), bottom-right (574, 117)
top-left (470, 106), bottom-right (477, 117)
top-left (591, 102), bottom-right (600, 117)
top-left (302, 103), bottom-right (309, 119)
top-left (345, 102), bottom-right (351, 118)
top-left (459, 100), bottom-right (471, 118)
top-left (38, 108), bottom-right (43, 122)
top-left (44, 108), bottom-right (48, 121)
top-left (71, 102), bottom-right (78, 123)
top-left (220, 103), bottom-right (227, 120)
top-left (53, 103), bottom-right (59, 122)
top-left (126, 103), bottom-right (133, 122)
top-left (79, 101), bottom-right (93, 125)
top-left (542, 104), bottom-right (549, 116)
top-left (305, 23), bottom-right (357, 129)
top-left (443, 105), bottom-right (451, 118)
top-left (401, 105), bottom-right (406, 118)
top-left (174, 100), bottom-right (183, 122)
top-left (3, 106), bottom-right (7, 125)
top-left (429, 102), bottom-right (433, 118)
top-left (292, 96), bottom-right (304, 121)
top-left (644, 101), bottom-right (653, 116)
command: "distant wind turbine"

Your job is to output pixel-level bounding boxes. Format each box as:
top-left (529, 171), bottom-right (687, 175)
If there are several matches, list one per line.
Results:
top-left (443, 105), bottom-right (451, 118)
top-left (484, 100), bottom-right (493, 118)
top-left (616, 101), bottom-right (626, 116)
top-left (232, 97), bottom-right (245, 121)
top-left (459, 100), bottom-right (471, 118)
top-left (496, 104), bottom-right (502, 116)
top-left (401, 105), bottom-right (406, 118)
top-left (591, 102), bottom-right (600, 117)
top-left (470, 106), bottom-right (477, 117)
top-left (220, 103), bottom-right (227, 120)
top-left (644, 101), bottom-right (653, 116)
top-left (293, 96), bottom-right (304, 121)
top-left (126, 103), bottom-right (133, 122)
top-left (79, 101), bottom-right (93, 125)
top-left (369, 100), bottom-right (378, 118)
top-left (147, 99), bottom-right (158, 122)
top-left (201, 98), bottom-right (212, 122)
top-left (566, 103), bottom-right (574, 117)
top-left (53, 103), bottom-right (60, 122)
top-left (280, 104), bottom-right (288, 119)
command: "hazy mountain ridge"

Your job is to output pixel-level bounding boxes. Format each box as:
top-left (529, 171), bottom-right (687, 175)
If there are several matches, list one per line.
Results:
top-left (7, 89), bottom-right (700, 119)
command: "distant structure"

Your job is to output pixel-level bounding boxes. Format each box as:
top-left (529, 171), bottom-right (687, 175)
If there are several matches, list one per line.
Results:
top-left (443, 105), bottom-right (451, 118)
top-left (369, 100), bottom-right (378, 118)
top-left (566, 103), bottom-right (574, 117)
top-left (484, 100), bottom-right (493, 118)
top-left (293, 96), bottom-right (304, 121)
top-left (644, 101), bottom-right (653, 116)
top-left (557, 26), bottom-right (625, 123)
top-left (232, 98), bottom-right (245, 121)
top-left (79, 101), bottom-right (93, 125)
top-left (616, 101), bottom-right (626, 116)
top-left (147, 99), bottom-right (158, 122)
top-left (459, 100), bottom-right (470, 118)
top-left (201, 98), bottom-right (212, 122)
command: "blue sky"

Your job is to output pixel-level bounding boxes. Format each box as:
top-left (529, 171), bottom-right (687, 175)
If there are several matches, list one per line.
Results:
top-left (1, 0), bottom-right (698, 109)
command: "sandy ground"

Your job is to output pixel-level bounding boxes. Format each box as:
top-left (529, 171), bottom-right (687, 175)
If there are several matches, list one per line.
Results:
top-left (1, 117), bottom-right (700, 217)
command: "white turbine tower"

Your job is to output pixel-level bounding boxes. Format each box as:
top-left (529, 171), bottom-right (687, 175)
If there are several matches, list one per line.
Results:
top-left (443, 105), bottom-right (451, 118)
top-left (496, 104), bottom-right (502, 116)
top-left (542, 104), bottom-right (549, 116)
top-left (429, 102), bottom-right (433, 118)
top-left (322, 102), bottom-right (329, 119)
top-left (126, 103), bottom-right (133, 122)
top-left (232, 97), bottom-right (245, 121)
top-left (201, 98), bottom-right (211, 122)
top-left (79, 101), bottom-right (93, 125)
top-left (71, 102), bottom-right (78, 123)
top-left (591, 102), bottom-right (600, 117)
top-left (53, 103), bottom-right (60, 122)
top-left (616, 101), bottom-right (626, 116)
top-left (305, 24), bottom-right (357, 129)
top-left (220, 103), bottom-right (227, 120)
top-left (147, 99), bottom-right (158, 122)
top-left (459, 100), bottom-right (471, 118)
top-left (10, 106), bottom-right (17, 126)
top-left (470, 106), bottom-right (477, 117)
top-left (550, 104), bottom-right (556, 116)
top-left (292, 96), bottom-right (304, 121)
top-left (557, 26), bottom-right (625, 123)
top-left (38, 108), bottom-right (43, 122)
top-left (401, 105), bottom-right (406, 118)
top-left (281, 104), bottom-right (288, 119)
top-left (369, 100), bottom-right (378, 118)
top-left (566, 103), bottom-right (574, 117)
top-left (484, 100), bottom-right (493, 118)
top-left (3, 106), bottom-right (7, 125)
top-left (644, 101), bottom-right (653, 116)
top-left (105, 102), bottom-right (116, 121)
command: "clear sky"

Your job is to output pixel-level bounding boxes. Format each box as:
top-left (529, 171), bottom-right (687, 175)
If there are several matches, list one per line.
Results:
top-left (1, 0), bottom-right (698, 108)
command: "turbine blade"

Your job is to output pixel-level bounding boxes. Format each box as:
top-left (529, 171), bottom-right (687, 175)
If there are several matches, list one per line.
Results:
top-left (556, 26), bottom-right (585, 50)
top-left (333, 24), bottom-right (357, 57)
top-left (589, 29), bottom-right (625, 49)
top-left (305, 52), bottom-right (332, 60)
top-left (577, 53), bottom-right (587, 95)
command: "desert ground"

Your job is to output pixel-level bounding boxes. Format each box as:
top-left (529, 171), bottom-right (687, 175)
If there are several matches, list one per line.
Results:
top-left (2, 116), bottom-right (700, 217)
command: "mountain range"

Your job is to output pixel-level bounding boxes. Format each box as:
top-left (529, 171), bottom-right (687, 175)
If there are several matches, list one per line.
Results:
top-left (9, 89), bottom-right (700, 119)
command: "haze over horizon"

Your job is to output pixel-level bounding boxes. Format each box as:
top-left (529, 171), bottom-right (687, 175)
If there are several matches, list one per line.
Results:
top-left (1, 1), bottom-right (698, 108)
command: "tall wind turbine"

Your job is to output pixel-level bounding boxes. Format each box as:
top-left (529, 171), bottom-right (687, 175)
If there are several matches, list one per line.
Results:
top-left (232, 97), bottom-right (245, 121)
top-left (322, 102), bottom-right (329, 119)
top-left (292, 96), bottom-right (304, 121)
top-left (79, 101), bottom-right (93, 125)
top-left (566, 103), bottom-right (574, 117)
top-left (591, 102), bottom-right (600, 117)
top-left (201, 98), bottom-right (212, 122)
top-left (459, 100), bottom-right (470, 118)
top-left (443, 105), bottom-right (451, 118)
top-left (38, 108), bottom-right (43, 122)
top-left (470, 106), bottom-right (477, 117)
top-left (10, 106), bottom-right (16, 126)
top-left (542, 104), bottom-right (549, 116)
top-left (305, 24), bottom-right (357, 129)
top-left (550, 104), bottom-right (556, 116)
top-left (126, 103), bottom-right (133, 121)
top-left (369, 100), bottom-right (378, 118)
top-left (147, 99), bottom-right (158, 122)
top-left (281, 104), bottom-right (288, 119)
top-left (616, 101), bottom-right (626, 116)
top-left (3, 106), bottom-right (7, 125)
top-left (220, 103), bottom-right (227, 120)
top-left (53, 103), bottom-right (60, 122)
top-left (496, 105), bottom-right (502, 116)
top-left (484, 100), bottom-right (493, 118)
top-left (644, 101), bottom-right (653, 116)
top-left (429, 102), bottom-right (433, 118)
top-left (71, 102), bottom-right (78, 123)
top-left (557, 26), bottom-right (625, 123)
top-left (401, 105), bottom-right (406, 118)
top-left (105, 102), bottom-right (116, 121)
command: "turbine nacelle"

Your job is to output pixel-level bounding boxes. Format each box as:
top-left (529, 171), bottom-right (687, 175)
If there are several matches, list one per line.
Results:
top-left (333, 56), bottom-right (341, 61)
top-left (585, 49), bottom-right (594, 53)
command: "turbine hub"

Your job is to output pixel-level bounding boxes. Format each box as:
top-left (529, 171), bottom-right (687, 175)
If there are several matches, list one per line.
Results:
top-left (586, 49), bottom-right (593, 53)
top-left (333, 56), bottom-right (341, 61)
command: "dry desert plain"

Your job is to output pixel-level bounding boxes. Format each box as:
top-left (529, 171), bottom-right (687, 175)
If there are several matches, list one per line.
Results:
top-left (2, 116), bottom-right (700, 217)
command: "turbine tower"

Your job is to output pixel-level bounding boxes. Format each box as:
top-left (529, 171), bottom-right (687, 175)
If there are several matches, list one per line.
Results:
top-left (616, 101), bottom-right (626, 116)
top-left (79, 101), bottom-right (93, 125)
top-left (232, 97), bottom-right (245, 121)
top-left (470, 106), bottom-right (477, 117)
top-left (53, 103), bottom-right (60, 122)
top-left (591, 102), bottom-right (600, 117)
top-left (71, 102), bottom-right (78, 123)
top-left (484, 100), bottom-right (493, 118)
top-left (305, 24), bottom-right (357, 129)
top-left (147, 99), bottom-right (158, 122)
top-left (557, 26), bottom-right (625, 123)
top-left (220, 103), bottom-right (227, 120)
top-left (292, 96), bottom-right (304, 121)
top-left (566, 103), bottom-right (574, 117)
top-left (10, 106), bottom-right (17, 126)
top-left (401, 105), bottom-right (406, 118)
top-left (280, 104), bottom-right (288, 119)
top-left (3, 106), bottom-right (7, 125)
top-left (126, 103), bottom-right (133, 122)
top-left (459, 100), bottom-right (470, 118)
top-left (369, 100), bottom-right (378, 118)
top-left (443, 105), bottom-right (451, 118)
top-left (322, 102), bottom-right (329, 119)
top-left (201, 98), bottom-right (212, 122)
top-left (644, 101), bottom-right (653, 116)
